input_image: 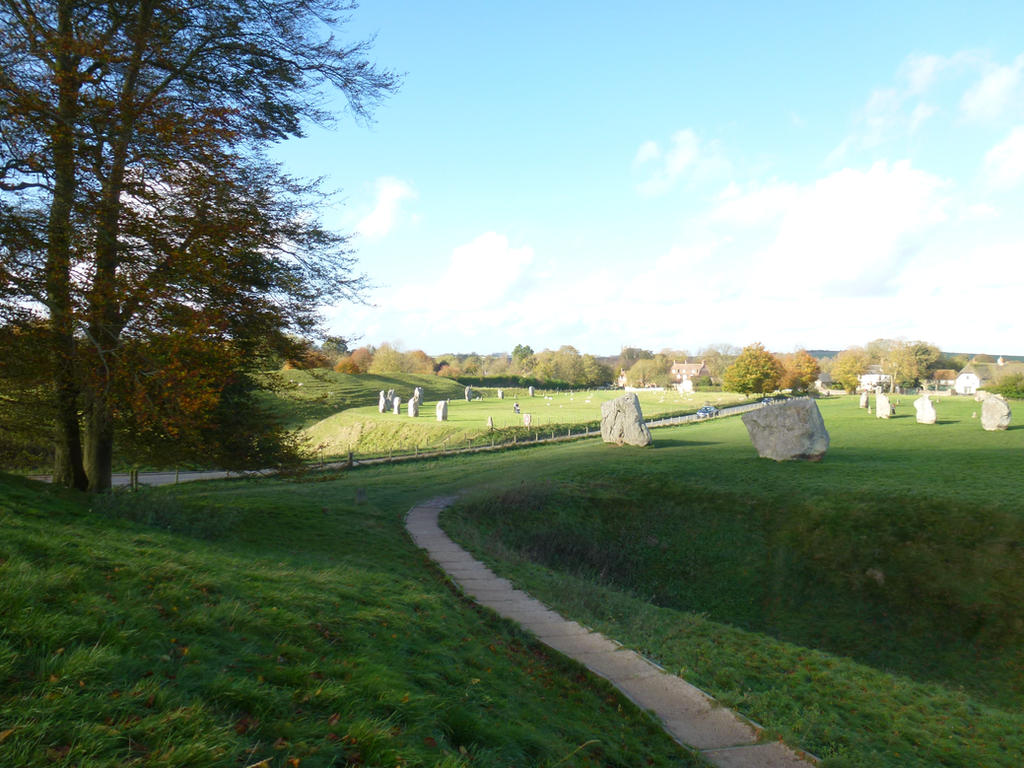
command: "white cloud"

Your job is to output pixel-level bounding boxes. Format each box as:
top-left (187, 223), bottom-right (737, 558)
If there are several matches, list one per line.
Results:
top-left (633, 140), bottom-right (661, 165)
top-left (633, 129), bottom-right (720, 196)
top-left (390, 232), bottom-right (534, 315)
top-left (712, 181), bottom-right (800, 227)
top-left (764, 161), bottom-right (948, 294)
top-left (902, 53), bottom-right (949, 94)
top-left (984, 126), bottom-right (1024, 187)
top-left (961, 55), bottom-right (1024, 121)
top-left (908, 103), bottom-right (936, 134)
top-left (356, 177), bottom-right (416, 239)
top-left (831, 50), bottom-right (1024, 160)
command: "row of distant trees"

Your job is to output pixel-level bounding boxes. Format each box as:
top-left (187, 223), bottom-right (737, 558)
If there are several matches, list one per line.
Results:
top-left (825, 340), bottom-right (966, 392)
top-left (286, 341), bottom-right (615, 389)
top-left (616, 338), bottom-right (973, 396)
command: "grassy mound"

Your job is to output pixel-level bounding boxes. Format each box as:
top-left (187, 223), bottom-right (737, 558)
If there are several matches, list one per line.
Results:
top-left (0, 471), bottom-right (697, 767)
top-left (259, 370), bottom-right (469, 431)
top-left (302, 387), bottom-right (751, 457)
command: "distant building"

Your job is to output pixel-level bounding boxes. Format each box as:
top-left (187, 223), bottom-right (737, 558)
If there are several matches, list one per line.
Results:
top-left (929, 369), bottom-right (957, 390)
top-left (858, 365), bottom-right (892, 391)
top-left (955, 357), bottom-right (1024, 394)
top-left (670, 360), bottom-right (710, 383)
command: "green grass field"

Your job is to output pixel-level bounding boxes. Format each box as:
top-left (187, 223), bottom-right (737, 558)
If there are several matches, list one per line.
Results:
top-left (301, 384), bottom-right (749, 457)
top-left (3, 393), bottom-right (1022, 767)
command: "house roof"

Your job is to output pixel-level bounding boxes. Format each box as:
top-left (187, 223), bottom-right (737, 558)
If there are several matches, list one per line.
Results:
top-left (931, 369), bottom-right (957, 380)
top-left (670, 360), bottom-right (708, 375)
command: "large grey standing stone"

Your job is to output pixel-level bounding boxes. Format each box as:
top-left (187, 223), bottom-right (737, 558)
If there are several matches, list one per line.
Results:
top-left (876, 393), bottom-right (892, 419)
top-left (741, 399), bottom-right (829, 461)
top-left (408, 398), bottom-right (419, 418)
top-left (600, 393), bottom-right (653, 447)
top-left (413, 386), bottom-right (424, 403)
top-left (497, 389), bottom-right (504, 400)
top-left (859, 391), bottom-right (869, 409)
top-left (465, 386), bottom-right (473, 401)
top-left (981, 393), bottom-right (1012, 431)
top-left (914, 395), bottom-right (937, 424)
top-left (378, 391), bottom-right (387, 413)
top-left (392, 396), bottom-right (402, 415)
top-left (528, 386), bottom-right (535, 397)
top-left (435, 400), bottom-right (448, 422)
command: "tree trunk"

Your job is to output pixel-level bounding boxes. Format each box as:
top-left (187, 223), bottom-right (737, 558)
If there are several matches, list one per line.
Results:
top-left (47, 1), bottom-right (87, 490)
top-left (80, 0), bottom-right (154, 493)
top-left (84, 396), bottom-right (115, 493)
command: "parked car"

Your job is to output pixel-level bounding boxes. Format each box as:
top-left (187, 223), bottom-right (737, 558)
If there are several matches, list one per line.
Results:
top-left (696, 405), bottom-right (719, 418)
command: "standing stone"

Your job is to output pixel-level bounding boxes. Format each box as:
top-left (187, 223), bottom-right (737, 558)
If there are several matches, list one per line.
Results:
top-left (408, 398), bottom-right (419, 418)
top-left (413, 386), bottom-right (424, 403)
top-left (465, 386), bottom-right (473, 401)
top-left (600, 393), bottom-right (653, 447)
top-left (435, 400), bottom-right (448, 422)
top-left (497, 389), bottom-right (504, 400)
top-left (981, 393), bottom-right (1012, 431)
top-left (523, 413), bottom-right (532, 427)
top-left (528, 386), bottom-right (535, 397)
top-left (486, 416), bottom-right (494, 428)
top-left (913, 395), bottom-right (937, 424)
top-left (386, 389), bottom-right (395, 407)
top-left (876, 393), bottom-right (892, 419)
top-left (393, 396), bottom-right (401, 415)
top-left (859, 391), bottom-right (869, 409)
top-left (741, 399), bottom-right (829, 461)
top-left (378, 391), bottom-right (387, 413)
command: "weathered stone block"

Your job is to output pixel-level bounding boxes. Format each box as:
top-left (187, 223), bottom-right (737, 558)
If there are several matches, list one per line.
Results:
top-left (741, 399), bottom-right (828, 461)
top-left (600, 393), bottom-right (653, 447)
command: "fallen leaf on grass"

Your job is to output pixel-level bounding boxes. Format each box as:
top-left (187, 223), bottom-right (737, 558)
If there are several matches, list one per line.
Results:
top-left (0, 728), bottom-right (17, 743)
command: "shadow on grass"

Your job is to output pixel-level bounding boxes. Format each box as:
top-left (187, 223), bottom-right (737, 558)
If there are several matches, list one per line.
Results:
top-left (652, 438), bottom-right (719, 449)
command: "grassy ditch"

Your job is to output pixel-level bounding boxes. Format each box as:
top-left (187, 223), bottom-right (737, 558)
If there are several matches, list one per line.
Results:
top-left (440, 395), bottom-right (1024, 767)
top-left (0, 471), bottom-right (699, 768)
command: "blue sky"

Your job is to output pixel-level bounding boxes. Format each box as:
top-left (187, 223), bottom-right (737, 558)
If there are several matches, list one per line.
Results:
top-left (273, 1), bottom-right (1024, 356)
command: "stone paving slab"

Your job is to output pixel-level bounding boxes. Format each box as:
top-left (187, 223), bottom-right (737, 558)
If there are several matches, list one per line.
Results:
top-left (702, 743), bottom-right (817, 768)
top-left (405, 498), bottom-right (818, 767)
top-left (538, 631), bottom-right (621, 655)
top-left (573, 648), bottom-right (665, 681)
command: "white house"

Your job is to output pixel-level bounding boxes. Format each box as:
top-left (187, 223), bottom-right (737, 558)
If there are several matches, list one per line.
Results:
top-left (954, 369), bottom-right (981, 395)
top-left (858, 365), bottom-right (892, 391)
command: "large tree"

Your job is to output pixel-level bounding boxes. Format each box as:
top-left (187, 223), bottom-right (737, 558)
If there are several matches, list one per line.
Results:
top-left (831, 347), bottom-right (869, 392)
top-left (779, 349), bottom-right (821, 392)
top-left (0, 0), bottom-right (398, 490)
top-left (722, 342), bottom-right (782, 395)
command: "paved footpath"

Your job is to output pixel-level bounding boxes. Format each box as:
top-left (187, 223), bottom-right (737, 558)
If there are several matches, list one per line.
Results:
top-left (406, 496), bottom-right (819, 768)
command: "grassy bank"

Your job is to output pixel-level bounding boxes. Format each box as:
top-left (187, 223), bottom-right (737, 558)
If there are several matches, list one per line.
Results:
top-left (0, 470), bottom-right (698, 767)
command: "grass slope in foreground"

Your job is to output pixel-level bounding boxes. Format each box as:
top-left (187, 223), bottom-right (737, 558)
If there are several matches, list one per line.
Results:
top-left (440, 395), bottom-right (1024, 768)
top-left (0, 472), bottom-right (699, 768)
